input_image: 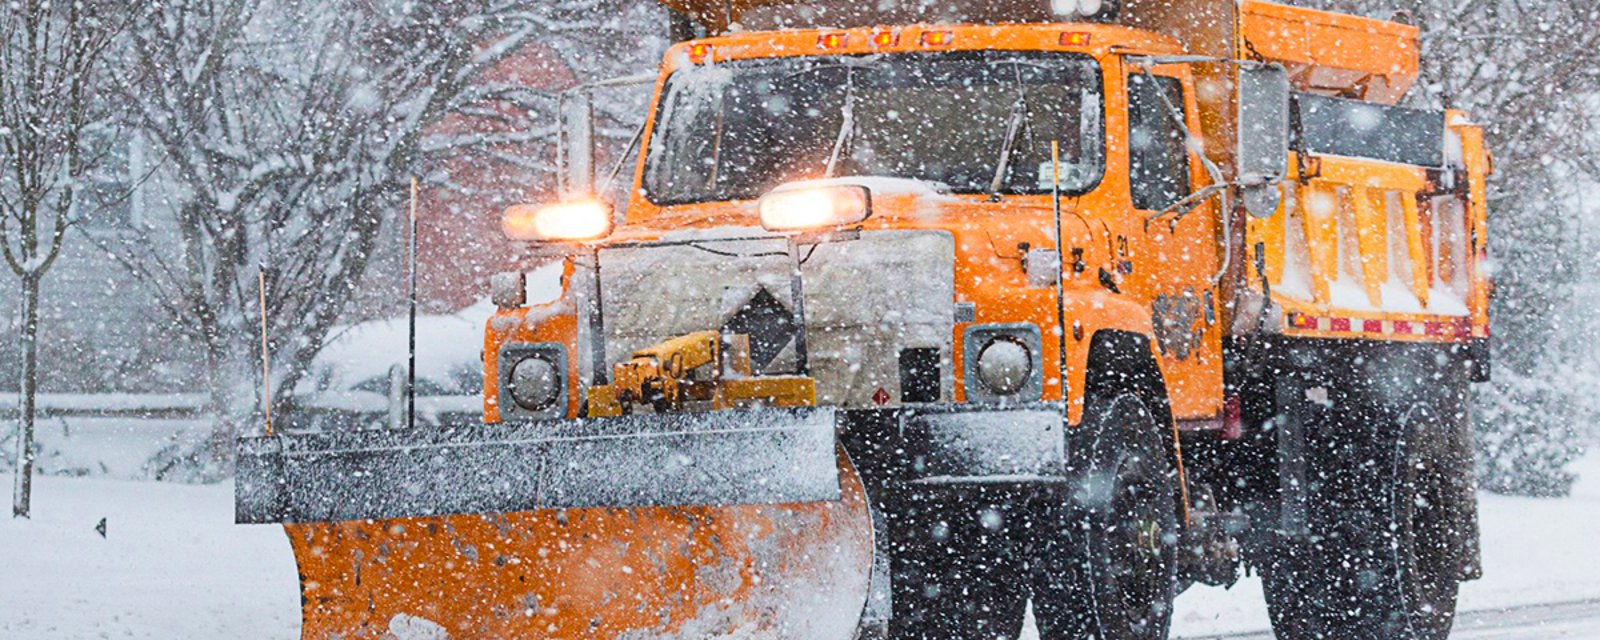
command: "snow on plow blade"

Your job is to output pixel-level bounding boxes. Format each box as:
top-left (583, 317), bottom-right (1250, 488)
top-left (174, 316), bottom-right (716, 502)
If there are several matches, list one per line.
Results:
top-left (236, 407), bottom-right (841, 523)
top-left (236, 407), bottom-right (874, 639)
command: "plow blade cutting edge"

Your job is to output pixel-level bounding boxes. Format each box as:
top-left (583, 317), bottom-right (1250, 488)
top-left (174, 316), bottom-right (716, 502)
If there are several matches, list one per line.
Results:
top-left (234, 407), bottom-right (875, 639)
top-left (235, 406), bottom-right (842, 523)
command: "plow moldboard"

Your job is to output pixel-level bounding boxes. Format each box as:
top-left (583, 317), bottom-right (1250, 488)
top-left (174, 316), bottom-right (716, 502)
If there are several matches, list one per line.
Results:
top-left (285, 453), bottom-right (873, 639)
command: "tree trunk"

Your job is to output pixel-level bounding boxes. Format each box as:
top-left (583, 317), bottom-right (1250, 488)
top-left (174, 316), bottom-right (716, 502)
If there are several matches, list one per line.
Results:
top-left (12, 276), bottom-right (39, 518)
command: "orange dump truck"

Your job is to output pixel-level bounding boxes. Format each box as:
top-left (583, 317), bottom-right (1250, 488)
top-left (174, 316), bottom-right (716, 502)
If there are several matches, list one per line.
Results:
top-left (236, 1), bottom-right (1492, 638)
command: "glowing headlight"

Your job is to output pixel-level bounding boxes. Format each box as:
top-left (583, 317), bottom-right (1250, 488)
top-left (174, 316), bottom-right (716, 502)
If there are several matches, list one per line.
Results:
top-left (758, 184), bottom-right (872, 232)
top-left (508, 356), bottom-right (561, 411)
top-left (502, 200), bottom-right (614, 242)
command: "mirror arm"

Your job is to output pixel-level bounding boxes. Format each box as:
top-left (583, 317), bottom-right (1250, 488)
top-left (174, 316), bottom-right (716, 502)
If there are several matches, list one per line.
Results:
top-left (1129, 60), bottom-right (1228, 188)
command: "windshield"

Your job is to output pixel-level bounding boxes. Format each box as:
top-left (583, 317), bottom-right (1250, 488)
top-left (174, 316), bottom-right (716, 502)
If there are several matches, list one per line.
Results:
top-left (644, 51), bottom-right (1105, 204)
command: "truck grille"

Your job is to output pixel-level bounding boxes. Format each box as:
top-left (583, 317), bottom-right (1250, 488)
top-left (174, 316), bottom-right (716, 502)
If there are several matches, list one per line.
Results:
top-left (597, 230), bottom-right (955, 408)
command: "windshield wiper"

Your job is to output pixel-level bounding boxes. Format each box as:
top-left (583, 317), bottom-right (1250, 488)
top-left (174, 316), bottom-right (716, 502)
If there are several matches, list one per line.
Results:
top-left (988, 91), bottom-right (1028, 197)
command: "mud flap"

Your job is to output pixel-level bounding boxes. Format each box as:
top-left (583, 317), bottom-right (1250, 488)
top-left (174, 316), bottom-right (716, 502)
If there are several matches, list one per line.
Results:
top-left (236, 406), bottom-right (840, 523)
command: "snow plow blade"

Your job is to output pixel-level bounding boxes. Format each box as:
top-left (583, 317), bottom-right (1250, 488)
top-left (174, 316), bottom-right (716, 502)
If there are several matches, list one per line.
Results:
top-left (235, 406), bottom-right (840, 523)
top-left (235, 407), bottom-right (874, 639)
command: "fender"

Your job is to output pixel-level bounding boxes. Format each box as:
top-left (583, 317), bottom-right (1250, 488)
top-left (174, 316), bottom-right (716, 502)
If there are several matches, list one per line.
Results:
top-left (1061, 289), bottom-right (1159, 425)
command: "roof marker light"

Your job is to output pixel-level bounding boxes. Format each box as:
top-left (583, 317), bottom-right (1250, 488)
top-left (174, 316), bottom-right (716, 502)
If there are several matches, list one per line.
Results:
top-left (920, 31), bottom-right (954, 46)
top-left (819, 32), bottom-right (849, 50)
top-left (688, 43), bottom-right (712, 64)
top-left (871, 31), bottom-right (898, 47)
top-left (1061, 32), bottom-right (1092, 47)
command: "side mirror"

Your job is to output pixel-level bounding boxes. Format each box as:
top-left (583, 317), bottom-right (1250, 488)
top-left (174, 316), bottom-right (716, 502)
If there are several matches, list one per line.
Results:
top-left (558, 91), bottom-right (594, 198)
top-left (1237, 64), bottom-right (1290, 218)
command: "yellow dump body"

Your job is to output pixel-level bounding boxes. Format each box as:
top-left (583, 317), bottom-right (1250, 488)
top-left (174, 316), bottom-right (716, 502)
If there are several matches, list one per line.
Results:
top-left (1232, 2), bottom-right (1490, 343)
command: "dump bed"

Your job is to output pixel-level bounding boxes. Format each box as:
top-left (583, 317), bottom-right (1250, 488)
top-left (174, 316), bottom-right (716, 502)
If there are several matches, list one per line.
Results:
top-left (1238, 0), bottom-right (1419, 105)
top-left (1243, 107), bottom-right (1491, 344)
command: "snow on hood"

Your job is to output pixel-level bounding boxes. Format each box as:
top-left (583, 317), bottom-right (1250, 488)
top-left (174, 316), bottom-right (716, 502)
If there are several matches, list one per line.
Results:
top-left (776, 176), bottom-right (954, 198)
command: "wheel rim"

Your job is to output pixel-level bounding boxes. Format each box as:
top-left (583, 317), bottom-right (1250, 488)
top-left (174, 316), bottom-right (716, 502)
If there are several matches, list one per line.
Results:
top-left (1096, 396), bottom-right (1176, 637)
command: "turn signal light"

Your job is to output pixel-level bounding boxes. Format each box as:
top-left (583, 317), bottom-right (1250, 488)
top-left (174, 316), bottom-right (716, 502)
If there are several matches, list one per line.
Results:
top-left (502, 200), bottom-right (614, 242)
top-left (758, 183), bottom-right (872, 232)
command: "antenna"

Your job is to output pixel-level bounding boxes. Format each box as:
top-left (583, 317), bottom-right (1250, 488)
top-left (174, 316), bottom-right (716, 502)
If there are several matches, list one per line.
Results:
top-left (257, 266), bottom-right (273, 437)
top-left (1050, 140), bottom-right (1068, 403)
top-left (408, 177), bottom-right (419, 430)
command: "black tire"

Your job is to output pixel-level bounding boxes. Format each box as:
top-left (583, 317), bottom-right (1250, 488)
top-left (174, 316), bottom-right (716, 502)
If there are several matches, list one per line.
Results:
top-left (1260, 392), bottom-right (1462, 640)
top-left (887, 485), bottom-right (1029, 640)
top-left (1033, 391), bottom-right (1180, 640)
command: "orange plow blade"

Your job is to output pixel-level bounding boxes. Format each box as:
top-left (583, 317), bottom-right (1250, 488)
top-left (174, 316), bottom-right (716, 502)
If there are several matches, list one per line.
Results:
top-left (236, 408), bottom-right (874, 638)
top-left (288, 463), bottom-right (871, 638)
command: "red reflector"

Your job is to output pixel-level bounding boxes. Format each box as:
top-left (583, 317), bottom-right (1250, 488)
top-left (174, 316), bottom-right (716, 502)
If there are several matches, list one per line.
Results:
top-left (871, 31), bottom-right (898, 47)
top-left (1060, 32), bottom-right (1092, 46)
top-left (920, 31), bottom-right (953, 46)
top-left (1393, 321), bottom-right (1413, 335)
top-left (1329, 317), bottom-right (1351, 332)
top-left (688, 43), bottom-right (711, 63)
top-left (819, 32), bottom-right (849, 49)
top-left (1363, 320), bottom-right (1383, 333)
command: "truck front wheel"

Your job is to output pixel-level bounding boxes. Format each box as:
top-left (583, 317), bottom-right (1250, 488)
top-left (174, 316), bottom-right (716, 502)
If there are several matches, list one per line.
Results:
top-left (1032, 390), bottom-right (1179, 640)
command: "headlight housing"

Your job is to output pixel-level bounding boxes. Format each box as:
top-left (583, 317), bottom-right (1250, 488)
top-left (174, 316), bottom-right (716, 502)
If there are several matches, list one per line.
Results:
top-left (502, 199), bottom-right (614, 242)
top-left (963, 324), bottom-right (1044, 403)
top-left (498, 343), bottom-right (569, 419)
top-left (758, 183), bottom-right (872, 232)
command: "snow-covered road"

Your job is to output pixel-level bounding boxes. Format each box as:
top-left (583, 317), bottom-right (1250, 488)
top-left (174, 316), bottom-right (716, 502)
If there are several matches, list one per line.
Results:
top-left (1180, 599), bottom-right (1600, 639)
top-left (1, 451), bottom-right (1596, 639)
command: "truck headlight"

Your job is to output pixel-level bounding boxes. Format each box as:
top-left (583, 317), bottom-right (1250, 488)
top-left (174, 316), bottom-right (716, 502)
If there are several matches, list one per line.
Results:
top-left (499, 343), bottom-right (568, 419)
top-left (963, 324), bottom-right (1044, 403)
top-left (508, 356), bottom-right (561, 411)
top-left (976, 339), bottom-right (1032, 396)
top-left (758, 183), bottom-right (871, 232)
top-left (502, 200), bottom-right (614, 242)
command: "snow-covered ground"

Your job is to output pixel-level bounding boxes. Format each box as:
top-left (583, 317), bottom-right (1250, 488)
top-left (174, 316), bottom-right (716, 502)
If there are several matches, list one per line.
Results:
top-left (1166, 448), bottom-right (1600, 638)
top-left (1, 452), bottom-right (1596, 639)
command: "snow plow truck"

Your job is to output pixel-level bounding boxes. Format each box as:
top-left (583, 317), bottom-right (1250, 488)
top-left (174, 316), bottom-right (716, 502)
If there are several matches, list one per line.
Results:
top-left (236, 0), bottom-right (1493, 638)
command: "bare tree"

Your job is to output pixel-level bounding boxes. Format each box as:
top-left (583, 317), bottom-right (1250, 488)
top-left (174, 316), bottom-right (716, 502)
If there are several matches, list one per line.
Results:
top-left (99, 0), bottom-right (651, 477)
top-left (1, 1), bottom-right (130, 516)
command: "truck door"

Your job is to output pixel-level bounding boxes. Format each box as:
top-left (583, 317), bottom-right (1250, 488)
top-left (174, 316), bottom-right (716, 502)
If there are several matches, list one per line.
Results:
top-left (1123, 65), bottom-right (1224, 422)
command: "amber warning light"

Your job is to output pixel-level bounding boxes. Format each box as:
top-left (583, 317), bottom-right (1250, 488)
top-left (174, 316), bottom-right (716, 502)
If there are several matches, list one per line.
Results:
top-left (1061, 32), bottom-right (1092, 46)
top-left (688, 43), bottom-right (712, 63)
top-left (819, 32), bottom-right (848, 50)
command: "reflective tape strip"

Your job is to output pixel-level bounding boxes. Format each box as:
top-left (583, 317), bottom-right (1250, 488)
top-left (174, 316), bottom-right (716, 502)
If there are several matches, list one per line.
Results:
top-left (1286, 313), bottom-right (1479, 340)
